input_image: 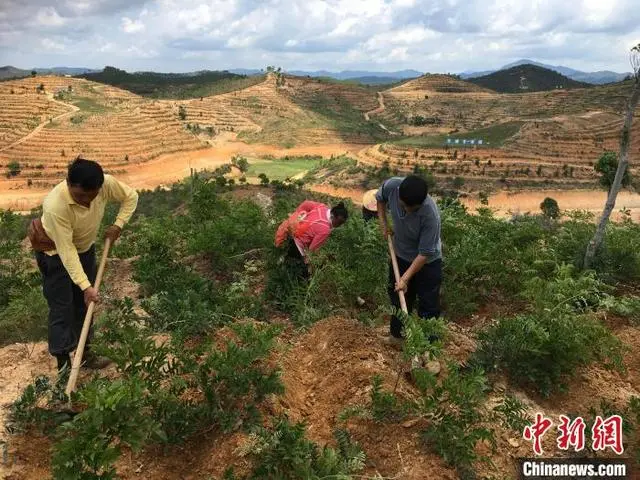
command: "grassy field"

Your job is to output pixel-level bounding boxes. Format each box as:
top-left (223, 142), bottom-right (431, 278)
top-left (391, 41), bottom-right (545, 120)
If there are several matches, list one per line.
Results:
top-left (68, 96), bottom-right (113, 124)
top-left (394, 121), bottom-right (523, 148)
top-left (246, 156), bottom-right (323, 180)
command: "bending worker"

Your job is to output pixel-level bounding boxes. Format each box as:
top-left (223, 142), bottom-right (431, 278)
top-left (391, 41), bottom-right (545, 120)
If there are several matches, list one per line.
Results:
top-left (275, 199), bottom-right (349, 276)
top-left (28, 157), bottom-right (138, 375)
top-left (376, 175), bottom-right (442, 348)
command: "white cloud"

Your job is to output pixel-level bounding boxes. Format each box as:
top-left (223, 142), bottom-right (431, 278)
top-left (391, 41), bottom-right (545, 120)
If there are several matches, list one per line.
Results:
top-left (41, 38), bottom-right (64, 50)
top-left (36, 7), bottom-right (65, 27)
top-left (98, 42), bottom-right (115, 52)
top-left (122, 16), bottom-right (145, 33)
top-left (226, 36), bottom-right (255, 48)
top-left (127, 45), bottom-right (157, 58)
top-left (1, 0), bottom-right (639, 73)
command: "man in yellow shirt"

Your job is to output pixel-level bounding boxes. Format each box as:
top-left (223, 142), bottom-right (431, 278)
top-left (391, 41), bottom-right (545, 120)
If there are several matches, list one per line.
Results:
top-left (30, 157), bottom-right (138, 374)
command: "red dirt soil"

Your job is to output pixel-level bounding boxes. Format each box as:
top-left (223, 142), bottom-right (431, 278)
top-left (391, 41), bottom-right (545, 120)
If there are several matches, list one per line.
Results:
top-left (3, 312), bottom-right (639, 479)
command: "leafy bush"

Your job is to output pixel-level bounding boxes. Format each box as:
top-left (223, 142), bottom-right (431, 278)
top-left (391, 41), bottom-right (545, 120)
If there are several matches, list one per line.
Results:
top-left (493, 395), bottom-right (531, 433)
top-left (440, 207), bottom-right (546, 317)
top-left (0, 285), bottom-right (48, 345)
top-left (52, 377), bottom-right (163, 480)
top-left (595, 151), bottom-right (630, 190)
top-left (231, 155), bottom-right (249, 172)
top-left (540, 197), bottom-right (560, 219)
top-left (6, 376), bottom-right (67, 435)
top-left (421, 365), bottom-right (495, 473)
top-left (0, 210), bottom-right (46, 345)
top-left (475, 312), bottom-right (623, 396)
top-left (41, 299), bottom-right (284, 478)
top-left (7, 161), bottom-right (21, 177)
top-left (189, 195), bottom-right (270, 272)
top-left (369, 374), bottom-right (411, 422)
top-left (237, 418), bottom-right (365, 479)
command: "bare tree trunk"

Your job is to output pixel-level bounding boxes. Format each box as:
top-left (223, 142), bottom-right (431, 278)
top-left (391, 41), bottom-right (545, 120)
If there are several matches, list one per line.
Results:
top-left (584, 78), bottom-right (640, 269)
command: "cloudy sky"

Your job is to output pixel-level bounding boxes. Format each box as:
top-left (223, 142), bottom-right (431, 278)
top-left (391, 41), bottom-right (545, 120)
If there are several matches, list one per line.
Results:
top-left (1, 0), bottom-right (639, 74)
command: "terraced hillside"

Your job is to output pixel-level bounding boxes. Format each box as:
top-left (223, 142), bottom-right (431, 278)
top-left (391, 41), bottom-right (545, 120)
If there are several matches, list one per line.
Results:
top-left (379, 77), bottom-right (632, 134)
top-left (0, 71), bottom-right (637, 195)
top-left (348, 75), bottom-right (639, 190)
top-left (171, 74), bottom-right (390, 147)
top-left (0, 90), bottom-right (71, 149)
top-left (0, 76), bottom-right (205, 181)
top-left (391, 73), bottom-right (492, 94)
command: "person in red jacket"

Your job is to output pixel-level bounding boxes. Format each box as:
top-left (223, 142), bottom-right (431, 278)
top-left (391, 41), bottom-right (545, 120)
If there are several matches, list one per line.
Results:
top-left (275, 200), bottom-right (349, 276)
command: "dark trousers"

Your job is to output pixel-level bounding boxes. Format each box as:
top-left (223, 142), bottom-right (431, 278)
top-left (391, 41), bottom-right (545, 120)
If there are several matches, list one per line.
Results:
top-left (35, 245), bottom-right (97, 356)
top-left (388, 256), bottom-right (442, 338)
top-left (286, 238), bottom-right (309, 280)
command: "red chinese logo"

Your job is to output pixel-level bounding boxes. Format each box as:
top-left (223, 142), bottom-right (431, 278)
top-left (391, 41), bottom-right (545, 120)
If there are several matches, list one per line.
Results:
top-left (523, 413), bottom-right (553, 455)
top-left (557, 415), bottom-right (586, 451)
top-left (592, 415), bottom-right (624, 455)
top-left (523, 413), bottom-right (625, 455)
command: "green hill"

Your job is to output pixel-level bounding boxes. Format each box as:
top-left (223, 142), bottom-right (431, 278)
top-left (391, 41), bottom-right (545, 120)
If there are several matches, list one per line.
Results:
top-left (468, 64), bottom-right (591, 93)
top-left (0, 66), bottom-right (30, 80)
top-left (79, 66), bottom-right (265, 99)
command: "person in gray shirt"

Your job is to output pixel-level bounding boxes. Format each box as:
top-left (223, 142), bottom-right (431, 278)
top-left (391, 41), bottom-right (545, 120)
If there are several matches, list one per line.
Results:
top-left (376, 175), bottom-right (442, 344)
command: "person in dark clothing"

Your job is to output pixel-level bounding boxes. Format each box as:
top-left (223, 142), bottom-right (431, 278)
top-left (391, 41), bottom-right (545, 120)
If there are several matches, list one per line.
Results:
top-left (376, 175), bottom-right (443, 350)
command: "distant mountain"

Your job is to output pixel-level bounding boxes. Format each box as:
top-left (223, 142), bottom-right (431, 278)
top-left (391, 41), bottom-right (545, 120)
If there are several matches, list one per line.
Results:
top-left (0, 65), bottom-right (100, 80)
top-left (36, 67), bottom-right (99, 75)
top-left (228, 68), bottom-right (263, 76)
top-left (468, 64), bottom-right (591, 93)
top-left (0, 66), bottom-right (30, 80)
top-left (461, 59), bottom-right (630, 85)
top-left (342, 76), bottom-right (407, 86)
top-left (286, 69), bottom-right (422, 80)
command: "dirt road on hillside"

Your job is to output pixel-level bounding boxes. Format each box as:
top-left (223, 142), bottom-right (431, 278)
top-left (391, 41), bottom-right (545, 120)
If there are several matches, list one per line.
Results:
top-left (0, 95), bottom-right (79, 154)
top-left (363, 92), bottom-right (399, 135)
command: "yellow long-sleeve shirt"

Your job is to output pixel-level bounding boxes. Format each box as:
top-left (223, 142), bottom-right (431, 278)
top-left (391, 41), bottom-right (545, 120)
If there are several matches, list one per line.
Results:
top-left (41, 175), bottom-right (138, 290)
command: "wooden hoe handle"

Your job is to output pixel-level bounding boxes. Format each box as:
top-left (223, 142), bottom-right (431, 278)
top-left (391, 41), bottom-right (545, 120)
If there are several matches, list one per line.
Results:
top-left (65, 238), bottom-right (112, 398)
top-left (387, 235), bottom-right (408, 314)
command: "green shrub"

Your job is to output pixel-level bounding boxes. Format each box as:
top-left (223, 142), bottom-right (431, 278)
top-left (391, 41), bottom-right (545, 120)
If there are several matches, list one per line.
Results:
top-left (493, 395), bottom-right (531, 433)
top-left (52, 377), bottom-right (164, 480)
top-left (189, 197), bottom-right (270, 272)
top-left (595, 151), bottom-right (630, 190)
top-left (0, 285), bottom-right (48, 345)
top-left (475, 312), bottom-right (623, 396)
top-left (440, 207), bottom-right (546, 317)
top-left (6, 376), bottom-right (66, 435)
top-left (44, 299), bottom-right (284, 478)
top-left (421, 365), bottom-right (495, 473)
top-left (7, 161), bottom-right (21, 177)
top-left (540, 197), bottom-right (560, 219)
top-left (238, 419), bottom-right (365, 479)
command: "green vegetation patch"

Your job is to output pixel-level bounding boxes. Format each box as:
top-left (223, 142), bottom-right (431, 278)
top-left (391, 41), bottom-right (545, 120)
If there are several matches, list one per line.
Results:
top-left (394, 121), bottom-right (523, 148)
top-left (247, 156), bottom-right (323, 181)
top-left (80, 66), bottom-right (265, 99)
